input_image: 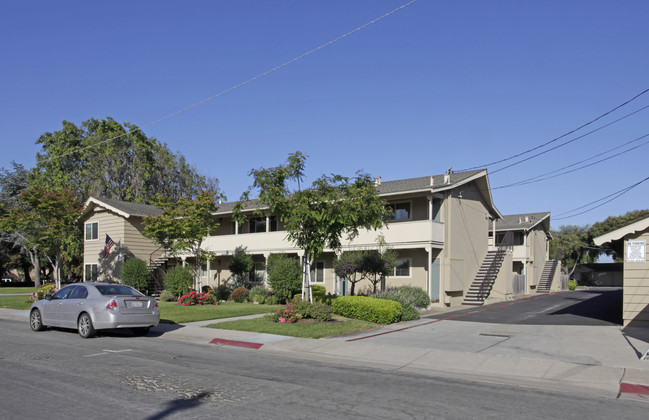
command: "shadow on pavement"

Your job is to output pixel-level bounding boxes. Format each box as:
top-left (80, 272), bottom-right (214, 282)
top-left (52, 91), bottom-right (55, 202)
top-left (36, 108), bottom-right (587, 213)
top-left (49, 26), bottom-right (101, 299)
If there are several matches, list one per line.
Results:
top-left (549, 288), bottom-right (622, 325)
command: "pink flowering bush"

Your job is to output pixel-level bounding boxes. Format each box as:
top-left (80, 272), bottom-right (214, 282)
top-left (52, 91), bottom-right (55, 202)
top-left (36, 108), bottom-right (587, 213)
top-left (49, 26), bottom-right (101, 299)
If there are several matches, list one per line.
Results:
top-left (177, 290), bottom-right (218, 306)
top-left (268, 304), bottom-right (301, 323)
top-left (31, 284), bottom-right (58, 301)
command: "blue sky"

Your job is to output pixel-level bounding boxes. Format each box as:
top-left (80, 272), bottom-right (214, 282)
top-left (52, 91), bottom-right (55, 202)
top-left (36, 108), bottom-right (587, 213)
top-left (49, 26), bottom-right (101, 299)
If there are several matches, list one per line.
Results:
top-left (1, 0), bottom-right (648, 229)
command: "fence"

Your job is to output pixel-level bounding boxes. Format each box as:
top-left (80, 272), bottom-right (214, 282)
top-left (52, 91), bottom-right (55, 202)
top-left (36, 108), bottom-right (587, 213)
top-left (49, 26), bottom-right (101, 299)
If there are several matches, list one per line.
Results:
top-left (512, 274), bottom-right (526, 297)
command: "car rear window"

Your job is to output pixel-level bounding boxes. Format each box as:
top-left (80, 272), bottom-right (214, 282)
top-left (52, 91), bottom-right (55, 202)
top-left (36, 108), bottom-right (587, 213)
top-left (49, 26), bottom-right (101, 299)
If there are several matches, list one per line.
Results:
top-left (94, 285), bottom-right (143, 296)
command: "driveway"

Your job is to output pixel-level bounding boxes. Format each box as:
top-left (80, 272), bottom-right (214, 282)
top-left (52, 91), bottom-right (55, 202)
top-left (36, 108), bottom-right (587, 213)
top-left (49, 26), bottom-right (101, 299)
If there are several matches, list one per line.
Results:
top-left (336, 288), bottom-right (647, 367)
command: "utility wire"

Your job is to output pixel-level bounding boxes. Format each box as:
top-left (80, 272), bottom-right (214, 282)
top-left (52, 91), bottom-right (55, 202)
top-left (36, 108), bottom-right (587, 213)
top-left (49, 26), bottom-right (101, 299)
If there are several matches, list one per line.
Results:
top-left (458, 88), bottom-right (649, 172)
top-left (553, 175), bottom-right (649, 221)
top-left (490, 103), bottom-right (649, 174)
top-left (38, 0), bottom-right (419, 164)
top-left (493, 132), bottom-right (649, 189)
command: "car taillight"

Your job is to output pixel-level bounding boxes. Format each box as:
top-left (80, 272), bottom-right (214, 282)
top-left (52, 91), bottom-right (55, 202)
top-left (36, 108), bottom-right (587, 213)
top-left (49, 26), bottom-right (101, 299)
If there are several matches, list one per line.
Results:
top-left (106, 300), bottom-right (117, 311)
top-left (155, 301), bottom-right (159, 308)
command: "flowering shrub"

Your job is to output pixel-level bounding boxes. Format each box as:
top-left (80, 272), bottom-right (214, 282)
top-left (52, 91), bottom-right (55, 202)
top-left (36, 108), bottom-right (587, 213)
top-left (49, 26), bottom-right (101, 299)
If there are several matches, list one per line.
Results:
top-left (31, 284), bottom-right (58, 301)
top-left (177, 290), bottom-right (218, 306)
top-left (268, 304), bottom-right (301, 323)
top-left (231, 286), bottom-right (248, 303)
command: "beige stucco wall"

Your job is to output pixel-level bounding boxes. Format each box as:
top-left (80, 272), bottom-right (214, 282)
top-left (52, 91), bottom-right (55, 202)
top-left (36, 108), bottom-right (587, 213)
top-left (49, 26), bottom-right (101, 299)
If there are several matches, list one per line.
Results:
top-left (487, 251), bottom-right (513, 303)
top-left (443, 182), bottom-right (490, 306)
top-left (623, 230), bottom-right (649, 327)
top-left (527, 226), bottom-right (548, 289)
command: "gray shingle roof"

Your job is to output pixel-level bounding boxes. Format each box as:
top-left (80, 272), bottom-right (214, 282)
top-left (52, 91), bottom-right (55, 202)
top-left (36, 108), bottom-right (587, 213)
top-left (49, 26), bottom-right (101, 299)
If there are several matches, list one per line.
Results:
top-left (91, 197), bottom-right (162, 217)
top-left (375, 169), bottom-right (485, 194)
top-left (495, 212), bottom-right (550, 231)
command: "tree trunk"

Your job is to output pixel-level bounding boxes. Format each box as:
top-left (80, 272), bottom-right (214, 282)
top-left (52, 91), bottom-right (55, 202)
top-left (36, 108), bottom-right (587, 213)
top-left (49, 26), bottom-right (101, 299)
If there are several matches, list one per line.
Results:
top-left (29, 247), bottom-right (41, 288)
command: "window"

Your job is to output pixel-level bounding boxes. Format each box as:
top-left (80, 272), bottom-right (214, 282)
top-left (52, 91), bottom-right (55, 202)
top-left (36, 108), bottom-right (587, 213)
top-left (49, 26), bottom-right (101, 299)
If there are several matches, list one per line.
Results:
top-left (84, 264), bottom-right (98, 282)
top-left (69, 286), bottom-right (88, 299)
top-left (388, 203), bottom-right (411, 220)
top-left (201, 264), bottom-right (208, 278)
top-left (432, 198), bottom-right (442, 221)
top-left (249, 262), bottom-right (266, 282)
top-left (393, 259), bottom-right (411, 277)
top-left (310, 261), bottom-right (325, 283)
top-left (249, 217), bottom-right (266, 233)
top-left (85, 222), bottom-right (98, 241)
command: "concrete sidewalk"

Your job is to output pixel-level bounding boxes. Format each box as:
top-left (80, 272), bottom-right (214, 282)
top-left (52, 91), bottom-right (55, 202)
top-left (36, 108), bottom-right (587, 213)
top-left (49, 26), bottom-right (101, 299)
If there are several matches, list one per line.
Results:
top-left (4, 306), bottom-right (649, 401)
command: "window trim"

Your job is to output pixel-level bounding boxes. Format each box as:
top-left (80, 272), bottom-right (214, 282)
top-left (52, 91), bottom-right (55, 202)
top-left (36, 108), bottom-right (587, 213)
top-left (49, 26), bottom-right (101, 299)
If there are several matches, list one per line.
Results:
top-left (392, 258), bottom-right (411, 278)
top-left (310, 261), bottom-right (325, 283)
top-left (85, 221), bottom-right (99, 241)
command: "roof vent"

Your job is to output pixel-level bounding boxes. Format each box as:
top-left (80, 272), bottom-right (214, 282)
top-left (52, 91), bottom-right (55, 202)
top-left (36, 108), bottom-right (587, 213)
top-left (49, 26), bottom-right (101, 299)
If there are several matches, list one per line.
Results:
top-left (524, 216), bottom-right (530, 222)
top-left (429, 176), bottom-right (434, 186)
top-left (518, 217), bottom-right (522, 224)
top-left (443, 173), bottom-right (450, 184)
top-left (218, 198), bottom-right (222, 204)
top-left (374, 177), bottom-right (382, 186)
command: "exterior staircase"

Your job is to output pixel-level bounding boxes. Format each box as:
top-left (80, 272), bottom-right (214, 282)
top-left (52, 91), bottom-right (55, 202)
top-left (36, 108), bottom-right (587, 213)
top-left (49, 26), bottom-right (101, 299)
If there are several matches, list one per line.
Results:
top-left (147, 256), bottom-right (168, 296)
top-left (462, 249), bottom-right (507, 306)
top-left (537, 249), bottom-right (561, 293)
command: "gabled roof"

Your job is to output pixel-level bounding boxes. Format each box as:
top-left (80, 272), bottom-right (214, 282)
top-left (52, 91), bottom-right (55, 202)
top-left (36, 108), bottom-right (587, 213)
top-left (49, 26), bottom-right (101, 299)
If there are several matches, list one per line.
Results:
top-left (495, 212), bottom-right (551, 233)
top-left (375, 169), bottom-right (484, 195)
top-left (593, 216), bottom-right (649, 246)
top-left (83, 197), bottom-right (162, 219)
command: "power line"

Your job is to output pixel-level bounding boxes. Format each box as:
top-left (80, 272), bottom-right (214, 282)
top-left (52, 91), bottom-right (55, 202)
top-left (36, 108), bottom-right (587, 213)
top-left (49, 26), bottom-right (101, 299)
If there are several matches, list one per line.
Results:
top-left (458, 88), bottom-right (649, 172)
top-left (490, 103), bottom-right (649, 174)
top-left (553, 175), bottom-right (649, 221)
top-left (38, 0), bottom-right (419, 164)
top-left (493, 131), bottom-right (649, 189)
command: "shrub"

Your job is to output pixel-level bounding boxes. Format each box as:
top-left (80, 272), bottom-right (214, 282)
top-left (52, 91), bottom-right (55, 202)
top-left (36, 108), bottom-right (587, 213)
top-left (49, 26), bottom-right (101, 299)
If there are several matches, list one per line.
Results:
top-left (177, 290), bottom-right (218, 306)
top-left (267, 254), bottom-right (302, 303)
top-left (159, 289), bottom-right (177, 302)
top-left (332, 296), bottom-right (402, 324)
top-left (231, 286), bottom-right (249, 303)
top-left (121, 258), bottom-right (151, 293)
top-left (164, 266), bottom-right (194, 297)
top-left (373, 293), bottom-right (419, 321)
top-left (310, 285), bottom-right (337, 304)
top-left (293, 300), bottom-right (334, 322)
top-left (249, 285), bottom-right (268, 303)
top-left (372, 285), bottom-right (430, 321)
top-left (31, 283), bottom-right (57, 301)
top-left (265, 295), bottom-right (279, 305)
top-left (394, 285), bottom-right (430, 308)
top-left (268, 304), bottom-right (301, 323)
top-left (569, 280), bottom-right (577, 290)
top-left (228, 248), bottom-right (253, 287)
top-left (214, 284), bottom-right (231, 301)
top-left (202, 285), bottom-right (213, 293)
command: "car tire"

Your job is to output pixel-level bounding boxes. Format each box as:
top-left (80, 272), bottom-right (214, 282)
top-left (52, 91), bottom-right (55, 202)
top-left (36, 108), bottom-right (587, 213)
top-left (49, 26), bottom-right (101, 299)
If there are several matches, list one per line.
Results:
top-left (132, 327), bottom-right (150, 336)
top-left (30, 309), bottom-right (46, 331)
top-left (78, 313), bottom-right (96, 338)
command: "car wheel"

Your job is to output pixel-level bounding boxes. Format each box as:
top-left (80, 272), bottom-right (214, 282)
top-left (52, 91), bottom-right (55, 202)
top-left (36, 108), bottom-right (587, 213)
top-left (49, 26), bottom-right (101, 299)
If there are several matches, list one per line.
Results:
top-left (132, 327), bottom-right (150, 336)
top-left (30, 309), bottom-right (46, 331)
top-left (78, 313), bottom-right (96, 338)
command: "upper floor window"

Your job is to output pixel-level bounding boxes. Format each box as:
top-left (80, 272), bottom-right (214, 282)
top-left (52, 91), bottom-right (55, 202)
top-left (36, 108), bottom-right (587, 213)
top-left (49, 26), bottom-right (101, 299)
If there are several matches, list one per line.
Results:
top-left (388, 202), bottom-right (411, 221)
top-left (85, 222), bottom-right (98, 241)
top-left (250, 218), bottom-right (266, 233)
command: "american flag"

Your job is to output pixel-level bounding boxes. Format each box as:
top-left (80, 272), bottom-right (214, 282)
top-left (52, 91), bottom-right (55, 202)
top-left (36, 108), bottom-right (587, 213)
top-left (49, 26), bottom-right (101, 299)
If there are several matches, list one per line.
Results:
top-left (103, 234), bottom-right (115, 259)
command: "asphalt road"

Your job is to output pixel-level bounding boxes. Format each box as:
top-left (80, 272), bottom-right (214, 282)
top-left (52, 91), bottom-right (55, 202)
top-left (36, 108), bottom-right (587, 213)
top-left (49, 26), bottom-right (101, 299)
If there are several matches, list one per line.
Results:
top-left (425, 288), bottom-right (623, 326)
top-left (1, 317), bottom-right (647, 419)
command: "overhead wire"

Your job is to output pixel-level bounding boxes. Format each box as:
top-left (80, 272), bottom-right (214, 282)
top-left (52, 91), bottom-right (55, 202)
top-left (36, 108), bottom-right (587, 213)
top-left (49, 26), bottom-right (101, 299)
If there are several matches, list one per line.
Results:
top-left (38, 0), bottom-right (419, 164)
top-left (458, 88), bottom-right (649, 172)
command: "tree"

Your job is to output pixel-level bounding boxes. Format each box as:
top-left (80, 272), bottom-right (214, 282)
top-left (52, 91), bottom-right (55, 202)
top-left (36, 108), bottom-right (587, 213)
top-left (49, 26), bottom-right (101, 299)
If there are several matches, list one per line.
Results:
top-left (30, 117), bottom-right (217, 203)
top-left (362, 248), bottom-right (397, 294)
top-left (333, 251), bottom-right (365, 296)
top-left (0, 162), bottom-right (32, 281)
top-left (550, 225), bottom-right (597, 276)
top-left (121, 258), bottom-right (151, 293)
top-left (143, 190), bottom-right (222, 291)
top-left (266, 253), bottom-right (302, 303)
top-left (228, 247), bottom-right (253, 287)
top-left (589, 209), bottom-right (649, 261)
top-left (1, 188), bottom-right (82, 288)
top-left (163, 266), bottom-right (194, 297)
top-left (234, 152), bottom-right (391, 302)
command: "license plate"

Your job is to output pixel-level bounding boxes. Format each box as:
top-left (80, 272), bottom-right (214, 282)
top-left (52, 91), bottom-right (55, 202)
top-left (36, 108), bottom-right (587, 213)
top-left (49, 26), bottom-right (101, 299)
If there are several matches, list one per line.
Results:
top-left (129, 301), bottom-right (143, 308)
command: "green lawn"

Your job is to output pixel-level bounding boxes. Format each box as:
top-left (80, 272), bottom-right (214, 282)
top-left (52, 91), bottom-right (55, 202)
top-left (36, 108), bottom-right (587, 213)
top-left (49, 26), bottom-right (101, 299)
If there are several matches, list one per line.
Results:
top-left (0, 287), bottom-right (36, 295)
top-left (207, 315), bottom-right (379, 339)
top-left (0, 295), bottom-right (34, 310)
top-left (159, 301), bottom-right (280, 324)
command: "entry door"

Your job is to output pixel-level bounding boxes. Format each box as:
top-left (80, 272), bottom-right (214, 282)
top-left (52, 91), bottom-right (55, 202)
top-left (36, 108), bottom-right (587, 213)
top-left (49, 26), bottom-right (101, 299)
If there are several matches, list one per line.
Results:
top-left (430, 258), bottom-right (441, 302)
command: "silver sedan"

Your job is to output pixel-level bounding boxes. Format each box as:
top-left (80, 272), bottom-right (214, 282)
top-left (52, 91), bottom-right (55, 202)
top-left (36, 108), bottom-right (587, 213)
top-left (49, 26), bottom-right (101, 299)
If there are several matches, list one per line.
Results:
top-left (30, 283), bottom-right (160, 338)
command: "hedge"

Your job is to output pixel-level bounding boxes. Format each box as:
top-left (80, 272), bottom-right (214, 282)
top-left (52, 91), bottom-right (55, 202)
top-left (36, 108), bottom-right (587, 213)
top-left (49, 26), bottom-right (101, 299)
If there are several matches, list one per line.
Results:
top-left (331, 296), bottom-right (402, 324)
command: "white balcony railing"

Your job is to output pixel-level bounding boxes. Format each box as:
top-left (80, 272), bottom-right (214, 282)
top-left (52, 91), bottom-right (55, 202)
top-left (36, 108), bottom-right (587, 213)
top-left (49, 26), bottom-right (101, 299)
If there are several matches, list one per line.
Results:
top-left (201, 219), bottom-right (444, 255)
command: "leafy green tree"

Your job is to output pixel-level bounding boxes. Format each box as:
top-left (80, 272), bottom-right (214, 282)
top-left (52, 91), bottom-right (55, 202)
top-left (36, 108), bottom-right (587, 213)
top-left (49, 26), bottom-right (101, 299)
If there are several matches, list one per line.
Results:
top-left (266, 253), bottom-right (302, 303)
top-left (121, 258), bottom-right (151, 293)
top-left (1, 188), bottom-right (82, 288)
top-left (163, 266), bottom-right (194, 298)
top-left (228, 247), bottom-right (253, 287)
top-left (234, 152), bottom-right (391, 302)
top-left (334, 251), bottom-right (365, 296)
top-left (0, 162), bottom-right (32, 281)
top-left (362, 248), bottom-right (397, 294)
top-left (143, 190), bottom-right (222, 291)
top-left (589, 209), bottom-right (649, 261)
top-left (30, 117), bottom-right (217, 203)
top-left (550, 225), bottom-right (597, 276)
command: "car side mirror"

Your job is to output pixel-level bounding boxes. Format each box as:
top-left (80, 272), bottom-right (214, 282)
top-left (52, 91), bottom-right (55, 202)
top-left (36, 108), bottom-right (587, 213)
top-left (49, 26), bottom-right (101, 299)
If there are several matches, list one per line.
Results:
top-left (45, 295), bottom-right (53, 301)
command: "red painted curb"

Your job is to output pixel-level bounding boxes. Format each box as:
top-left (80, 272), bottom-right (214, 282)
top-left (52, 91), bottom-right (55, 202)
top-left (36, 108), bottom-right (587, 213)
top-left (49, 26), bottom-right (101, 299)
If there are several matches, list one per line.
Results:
top-left (210, 338), bottom-right (263, 349)
top-left (620, 383), bottom-right (649, 396)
